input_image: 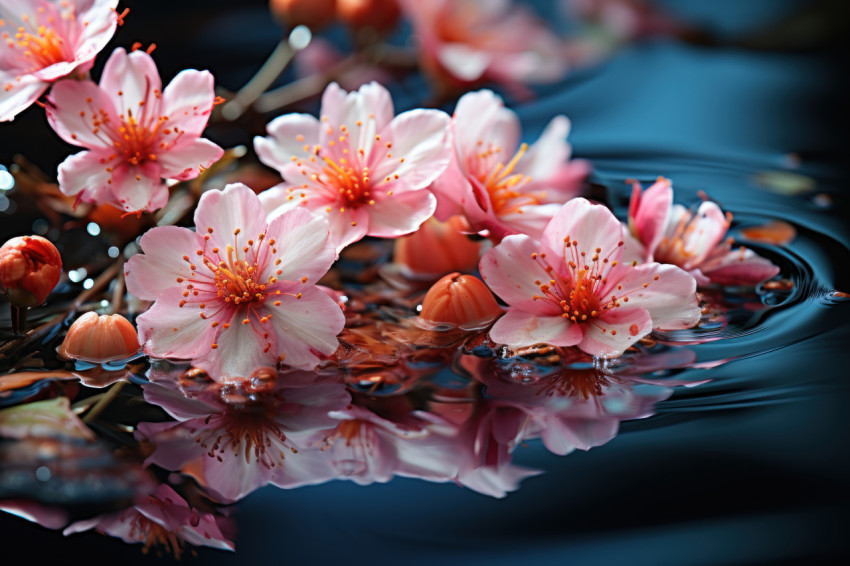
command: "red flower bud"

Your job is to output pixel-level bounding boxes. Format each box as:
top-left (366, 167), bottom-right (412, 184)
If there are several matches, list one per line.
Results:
top-left (269, 0), bottom-right (337, 30)
top-left (0, 235), bottom-right (62, 308)
top-left (58, 312), bottom-right (141, 363)
top-left (394, 216), bottom-right (482, 280)
top-left (337, 0), bottom-right (400, 34)
top-left (419, 272), bottom-right (502, 329)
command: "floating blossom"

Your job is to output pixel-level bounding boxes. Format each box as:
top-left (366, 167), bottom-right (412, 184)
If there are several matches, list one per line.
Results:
top-left (255, 81), bottom-right (451, 253)
top-left (0, 0), bottom-right (119, 121)
top-left (431, 90), bottom-right (589, 242)
top-left (45, 47), bottom-right (224, 212)
top-left (628, 177), bottom-right (781, 286)
top-left (480, 198), bottom-right (701, 358)
top-left (124, 183), bottom-right (344, 379)
top-left (397, 0), bottom-right (567, 94)
top-left (63, 484), bottom-right (235, 558)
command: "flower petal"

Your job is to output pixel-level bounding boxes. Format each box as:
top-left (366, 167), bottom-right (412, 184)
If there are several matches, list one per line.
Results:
top-left (489, 309), bottom-right (582, 348)
top-left (100, 48), bottom-right (162, 116)
top-left (157, 138), bottom-right (224, 181)
top-left (269, 286), bottom-right (345, 370)
top-left (263, 207), bottom-right (335, 284)
top-left (161, 69), bottom-right (216, 137)
top-left (369, 108), bottom-right (451, 190)
top-left (604, 262), bottom-right (700, 330)
top-left (45, 79), bottom-right (117, 148)
top-left (479, 234), bottom-right (558, 313)
top-left (254, 113), bottom-right (320, 172)
top-left (136, 287), bottom-right (219, 360)
top-left (125, 226), bottom-right (204, 300)
top-left (578, 307), bottom-right (652, 358)
top-left (365, 189), bottom-right (436, 238)
top-left (541, 198), bottom-right (626, 268)
top-left (194, 183), bottom-right (268, 251)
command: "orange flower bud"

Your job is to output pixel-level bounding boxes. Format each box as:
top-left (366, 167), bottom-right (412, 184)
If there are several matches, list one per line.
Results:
top-left (269, 0), bottom-right (336, 30)
top-left (0, 235), bottom-right (62, 308)
top-left (337, 0), bottom-right (400, 34)
top-left (394, 216), bottom-right (482, 280)
top-left (419, 272), bottom-right (502, 329)
top-left (58, 312), bottom-right (141, 363)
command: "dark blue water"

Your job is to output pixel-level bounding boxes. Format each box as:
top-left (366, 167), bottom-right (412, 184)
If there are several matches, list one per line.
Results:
top-left (1, 1), bottom-right (848, 564)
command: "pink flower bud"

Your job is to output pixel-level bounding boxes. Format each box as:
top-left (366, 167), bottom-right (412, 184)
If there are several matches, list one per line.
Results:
top-left (419, 272), bottom-right (502, 329)
top-left (337, 0), bottom-right (400, 34)
top-left (269, 0), bottom-right (337, 30)
top-left (393, 216), bottom-right (482, 280)
top-left (0, 235), bottom-right (62, 308)
top-left (58, 312), bottom-right (141, 363)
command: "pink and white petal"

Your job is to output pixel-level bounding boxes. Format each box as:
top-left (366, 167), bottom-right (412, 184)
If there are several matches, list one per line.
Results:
top-left (45, 79), bottom-right (117, 147)
top-left (254, 113), bottom-right (320, 172)
top-left (617, 263), bottom-right (700, 329)
top-left (539, 417), bottom-right (619, 455)
top-left (578, 307), bottom-right (652, 358)
top-left (489, 309), bottom-right (582, 348)
top-left (136, 287), bottom-right (219, 360)
top-left (194, 183), bottom-right (268, 250)
top-left (56, 149), bottom-right (116, 202)
top-left (681, 201), bottom-right (729, 265)
top-left (702, 248), bottom-right (780, 286)
top-left (453, 90), bottom-right (520, 161)
top-left (457, 464), bottom-right (542, 499)
top-left (320, 82), bottom-right (394, 149)
top-left (157, 138), bottom-right (224, 181)
top-left (110, 166), bottom-right (169, 212)
top-left (100, 48), bottom-right (162, 114)
top-left (269, 287), bottom-right (345, 370)
top-left (263, 208), bottom-right (334, 284)
top-left (516, 115), bottom-right (571, 178)
top-left (198, 314), bottom-right (277, 381)
top-left (437, 43), bottom-right (492, 82)
top-left (365, 189), bottom-right (436, 238)
top-left (498, 202), bottom-right (563, 241)
top-left (0, 72), bottom-right (47, 122)
top-left (327, 206), bottom-right (370, 253)
top-left (479, 234), bottom-right (560, 313)
top-left (72, 0), bottom-right (119, 63)
top-left (369, 109), bottom-right (451, 190)
top-left (521, 159), bottom-right (590, 204)
top-left (630, 178), bottom-right (672, 258)
top-left (270, 445), bottom-right (339, 489)
top-left (161, 69), bottom-right (216, 137)
top-left (429, 153), bottom-right (472, 220)
top-left (258, 183), bottom-right (303, 217)
top-left (124, 226), bottom-right (203, 300)
top-left (541, 198), bottom-right (626, 267)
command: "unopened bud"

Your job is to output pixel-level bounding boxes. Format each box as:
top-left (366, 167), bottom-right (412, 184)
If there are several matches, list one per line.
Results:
top-left (337, 0), bottom-right (400, 34)
top-left (58, 312), bottom-right (141, 363)
top-left (394, 216), bottom-right (482, 280)
top-left (269, 0), bottom-right (337, 31)
top-left (0, 235), bottom-right (62, 308)
top-left (419, 272), bottom-right (502, 329)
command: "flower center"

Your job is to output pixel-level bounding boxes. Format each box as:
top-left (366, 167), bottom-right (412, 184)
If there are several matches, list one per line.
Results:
top-left (1, 5), bottom-right (75, 77)
top-left (530, 236), bottom-right (654, 335)
top-left (284, 117), bottom-right (404, 214)
top-left (130, 514), bottom-right (185, 559)
top-left (473, 142), bottom-right (539, 215)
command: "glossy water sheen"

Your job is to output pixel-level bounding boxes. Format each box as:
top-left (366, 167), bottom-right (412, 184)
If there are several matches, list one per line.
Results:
top-left (1, 0), bottom-right (848, 564)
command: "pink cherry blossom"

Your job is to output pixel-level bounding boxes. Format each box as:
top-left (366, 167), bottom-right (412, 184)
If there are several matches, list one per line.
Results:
top-left (480, 197), bottom-right (701, 358)
top-left (124, 183), bottom-right (344, 379)
top-left (45, 47), bottom-right (224, 212)
top-left (629, 177), bottom-right (781, 286)
top-left (397, 0), bottom-right (567, 94)
top-left (430, 89), bottom-right (589, 242)
top-left (63, 484), bottom-right (235, 557)
top-left (254, 81), bottom-right (451, 253)
top-left (0, 0), bottom-right (119, 122)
